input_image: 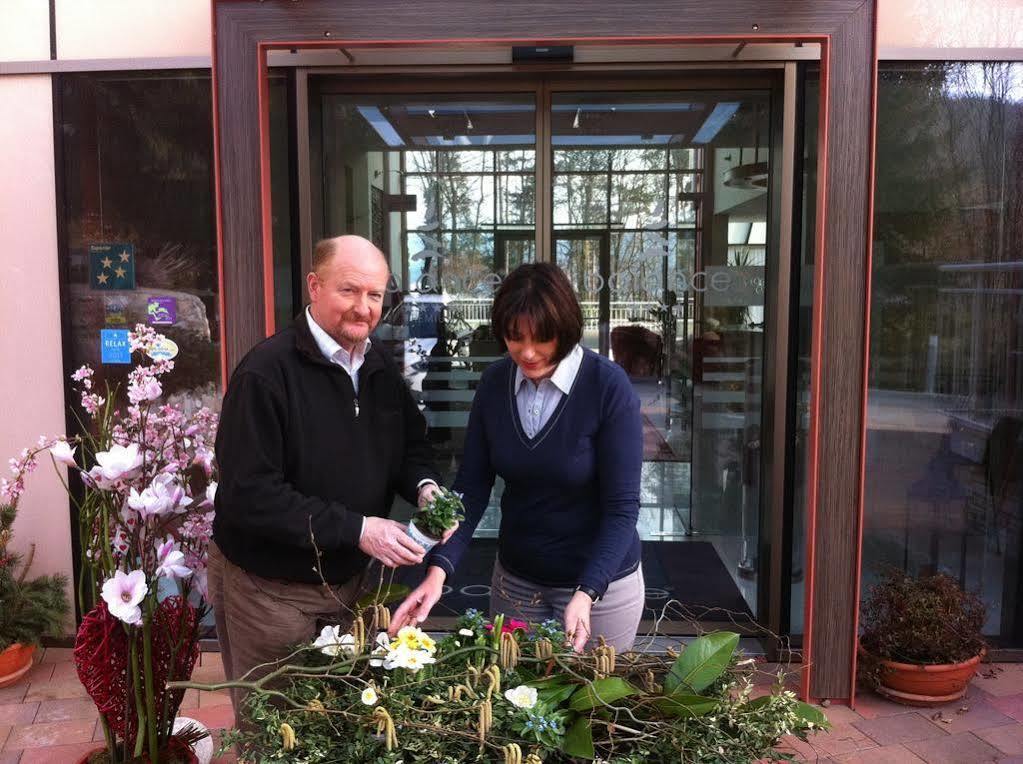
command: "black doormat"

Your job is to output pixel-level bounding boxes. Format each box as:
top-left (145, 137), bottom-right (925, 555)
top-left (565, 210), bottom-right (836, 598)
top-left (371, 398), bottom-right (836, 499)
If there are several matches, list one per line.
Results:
top-left (393, 539), bottom-right (752, 621)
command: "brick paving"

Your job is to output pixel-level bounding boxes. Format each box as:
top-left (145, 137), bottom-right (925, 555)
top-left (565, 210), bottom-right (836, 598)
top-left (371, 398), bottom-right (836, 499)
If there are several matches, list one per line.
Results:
top-left (1, 649), bottom-right (1022, 762)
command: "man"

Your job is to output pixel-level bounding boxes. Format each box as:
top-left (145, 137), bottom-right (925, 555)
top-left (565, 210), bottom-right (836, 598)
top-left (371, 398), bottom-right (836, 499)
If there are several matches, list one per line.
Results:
top-left (208, 235), bottom-right (441, 718)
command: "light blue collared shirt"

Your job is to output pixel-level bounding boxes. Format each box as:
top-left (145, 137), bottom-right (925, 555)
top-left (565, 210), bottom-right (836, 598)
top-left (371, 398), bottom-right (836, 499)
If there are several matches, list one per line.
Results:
top-left (514, 344), bottom-right (584, 438)
top-left (305, 306), bottom-right (370, 394)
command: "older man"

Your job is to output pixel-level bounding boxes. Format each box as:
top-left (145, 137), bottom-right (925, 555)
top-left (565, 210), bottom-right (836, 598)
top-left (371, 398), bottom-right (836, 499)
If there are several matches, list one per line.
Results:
top-left (208, 235), bottom-right (441, 717)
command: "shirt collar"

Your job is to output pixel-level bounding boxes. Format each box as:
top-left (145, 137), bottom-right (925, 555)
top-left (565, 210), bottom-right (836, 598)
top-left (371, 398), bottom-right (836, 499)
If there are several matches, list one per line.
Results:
top-left (515, 344), bottom-right (584, 395)
top-left (305, 306), bottom-right (370, 364)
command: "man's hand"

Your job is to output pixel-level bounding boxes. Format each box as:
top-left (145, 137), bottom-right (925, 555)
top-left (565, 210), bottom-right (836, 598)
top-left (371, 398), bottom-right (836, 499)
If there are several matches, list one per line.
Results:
top-left (359, 516), bottom-right (425, 568)
top-left (417, 482), bottom-right (459, 544)
top-left (390, 566), bottom-right (446, 635)
top-left (564, 591), bottom-right (593, 653)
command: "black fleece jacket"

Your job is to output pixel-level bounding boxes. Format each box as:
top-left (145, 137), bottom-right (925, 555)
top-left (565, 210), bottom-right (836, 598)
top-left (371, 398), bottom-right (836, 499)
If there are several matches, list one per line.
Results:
top-left (212, 312), bottom-right (440, 584)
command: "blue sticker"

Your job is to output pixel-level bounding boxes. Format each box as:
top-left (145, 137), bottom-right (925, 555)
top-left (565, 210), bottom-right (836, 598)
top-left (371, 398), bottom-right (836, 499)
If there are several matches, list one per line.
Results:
top-left (100, 329), bottom-right (131, 364)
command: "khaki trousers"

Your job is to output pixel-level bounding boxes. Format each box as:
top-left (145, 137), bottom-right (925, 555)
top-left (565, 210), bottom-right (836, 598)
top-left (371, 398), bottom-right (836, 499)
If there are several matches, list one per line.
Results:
top-left (206, 541), bottom-right (368, 722)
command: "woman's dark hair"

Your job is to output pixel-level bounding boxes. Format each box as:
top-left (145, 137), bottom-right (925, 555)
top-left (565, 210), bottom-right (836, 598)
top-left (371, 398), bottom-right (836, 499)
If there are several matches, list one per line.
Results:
top-left (490, 263), bottom-right (583, 364)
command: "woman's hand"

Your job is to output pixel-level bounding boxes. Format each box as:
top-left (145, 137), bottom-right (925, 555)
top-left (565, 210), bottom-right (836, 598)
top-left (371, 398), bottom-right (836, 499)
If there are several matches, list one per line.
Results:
top-left (389, 566), bottom-right (446, 636)
top-left (564, 591), bottom-right (593, 652)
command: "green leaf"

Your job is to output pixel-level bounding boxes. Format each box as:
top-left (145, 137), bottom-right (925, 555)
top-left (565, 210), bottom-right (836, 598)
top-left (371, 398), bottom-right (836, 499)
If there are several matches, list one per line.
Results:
top-left (561, 716), bottom-right (595, 760)
top-left (792, 701), bottom-right (829, 728)
top-left (568, 677), bottom-right (639, 711)
top-left (664, 632), bottom-right (740, 694)
top-left (652, 692), bottom-right (717, 718)
top-left (356, 583), bottom-right (410, 609)
top-left (539, 682), bottom-right (579, 707)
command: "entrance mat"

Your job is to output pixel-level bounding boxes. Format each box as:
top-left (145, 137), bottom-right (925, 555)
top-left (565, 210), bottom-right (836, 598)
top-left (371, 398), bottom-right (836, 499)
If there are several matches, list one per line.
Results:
top-left (393, 539), bottom-right (752, 621)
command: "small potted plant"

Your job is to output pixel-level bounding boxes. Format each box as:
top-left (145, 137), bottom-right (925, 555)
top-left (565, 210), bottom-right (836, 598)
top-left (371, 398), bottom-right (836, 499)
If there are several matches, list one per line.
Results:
top-left (406, 487), bottom-right (464, 552)
top-left (858, 569), bottom-right (987, 706)
top-left (0, 501), bottom-right (69, 687)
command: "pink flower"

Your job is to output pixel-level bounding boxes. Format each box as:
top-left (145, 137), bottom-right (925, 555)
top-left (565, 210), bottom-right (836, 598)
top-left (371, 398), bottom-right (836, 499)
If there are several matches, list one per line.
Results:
top-left (484, 618), bottom-right (529, 635)
top-left (154, 537), bottom-right (192, 580)
top-left (101, 570), bottom-right (148, 625)
top-left (88, 443), bottom-right (143, 489)
top-left (49, 440), bottom-right (77, 467)
top-left (127, 473), bottom-right (192, 519)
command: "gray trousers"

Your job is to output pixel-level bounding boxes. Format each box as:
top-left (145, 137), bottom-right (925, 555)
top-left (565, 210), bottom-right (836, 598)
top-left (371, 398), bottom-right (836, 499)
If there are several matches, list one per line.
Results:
top-left (489, 557), bottom-right (645, 652)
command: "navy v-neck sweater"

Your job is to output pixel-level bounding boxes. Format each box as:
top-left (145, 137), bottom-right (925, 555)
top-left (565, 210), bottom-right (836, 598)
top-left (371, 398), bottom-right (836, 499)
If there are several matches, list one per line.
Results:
top-left (428, 349), bottom-right (643, 596)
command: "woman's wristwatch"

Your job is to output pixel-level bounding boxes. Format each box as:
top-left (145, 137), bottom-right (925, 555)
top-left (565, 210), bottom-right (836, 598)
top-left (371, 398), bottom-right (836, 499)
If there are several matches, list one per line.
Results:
top-left (574, 585), bottom-right (601, 603)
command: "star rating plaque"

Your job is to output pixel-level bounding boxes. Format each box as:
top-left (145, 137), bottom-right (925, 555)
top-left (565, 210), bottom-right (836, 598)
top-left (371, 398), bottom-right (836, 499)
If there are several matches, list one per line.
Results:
top-left (89, 243), bottom-right (135, 290)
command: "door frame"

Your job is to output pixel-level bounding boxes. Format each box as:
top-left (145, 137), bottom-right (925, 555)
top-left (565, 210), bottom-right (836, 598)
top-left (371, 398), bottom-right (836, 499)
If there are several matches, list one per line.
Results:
top-left (211, 1), bottom-right (879, 705)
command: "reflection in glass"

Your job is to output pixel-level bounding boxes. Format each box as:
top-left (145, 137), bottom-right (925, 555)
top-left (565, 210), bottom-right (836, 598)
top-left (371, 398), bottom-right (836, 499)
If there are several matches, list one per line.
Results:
top-left (864, 62), bottom-right (1023, 645)
top-left (59, 72), bottom-right (221, 411)
top-left (551, 90), bottom-right (772, 620)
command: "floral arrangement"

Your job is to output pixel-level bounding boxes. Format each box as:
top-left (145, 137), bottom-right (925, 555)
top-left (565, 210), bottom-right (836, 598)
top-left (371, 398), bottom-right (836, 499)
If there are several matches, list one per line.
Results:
top-left (2, 324), bottom-right (218, 762)
top-left (410, 486), bottom-right (465, 540)
top-left (189, 606), bottom-right (826, 762)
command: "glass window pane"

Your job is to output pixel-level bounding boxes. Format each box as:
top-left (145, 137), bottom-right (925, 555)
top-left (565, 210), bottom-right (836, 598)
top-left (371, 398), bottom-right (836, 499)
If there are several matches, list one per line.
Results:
top-left (611, 173), bottom-right (668, 227)
top-left (496, 174), bottom-right (535, 225)
top-left (497, 149), bottom-right (535, 172)
top-left (612, 148), bottom-right (668, 172)
top-left (553, 148), bottom-right (611, 172)
top-left (59, 72), bottom-right (221, 407)
top-left (439, 174), bottom-right (494, 228)
top-left (553, 173), bottom-right (609, 225)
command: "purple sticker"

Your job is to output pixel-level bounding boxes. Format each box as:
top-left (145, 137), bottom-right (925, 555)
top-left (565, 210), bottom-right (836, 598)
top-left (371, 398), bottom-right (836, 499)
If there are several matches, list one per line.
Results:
top-left (147, 297), bottom-right (176, 325)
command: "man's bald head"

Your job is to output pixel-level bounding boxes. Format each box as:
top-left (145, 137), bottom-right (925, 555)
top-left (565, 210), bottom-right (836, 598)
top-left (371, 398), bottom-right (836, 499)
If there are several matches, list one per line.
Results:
top-left (312, 235), bottom-right (388, 275)
top-left (307, 235), bottom-right (391, 351)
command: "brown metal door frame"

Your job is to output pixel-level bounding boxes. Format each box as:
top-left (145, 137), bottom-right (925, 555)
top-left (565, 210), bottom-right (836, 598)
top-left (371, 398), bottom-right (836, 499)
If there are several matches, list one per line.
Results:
top-left (212, 0), bottom-right (878, 706)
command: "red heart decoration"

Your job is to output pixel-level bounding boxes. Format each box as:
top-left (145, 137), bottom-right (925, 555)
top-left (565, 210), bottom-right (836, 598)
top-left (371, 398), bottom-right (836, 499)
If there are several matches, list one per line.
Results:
top-left (74, 596), bottom-right (200, 744)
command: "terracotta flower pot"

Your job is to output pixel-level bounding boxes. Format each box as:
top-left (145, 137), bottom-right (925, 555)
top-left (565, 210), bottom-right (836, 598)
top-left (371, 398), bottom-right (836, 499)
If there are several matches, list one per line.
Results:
top-left (859, 645), bottom-right (984, 707)
top-left (0, 643), bottom-right (36, 688)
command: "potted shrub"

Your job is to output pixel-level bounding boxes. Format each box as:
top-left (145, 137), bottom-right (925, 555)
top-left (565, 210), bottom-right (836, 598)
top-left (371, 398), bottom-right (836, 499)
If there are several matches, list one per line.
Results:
top-left (406, 487), bottom-right (464, 552)
top-left (858, 570), bottom-right (987, 706)
top-left (0, 503), bottom-right (69, 687)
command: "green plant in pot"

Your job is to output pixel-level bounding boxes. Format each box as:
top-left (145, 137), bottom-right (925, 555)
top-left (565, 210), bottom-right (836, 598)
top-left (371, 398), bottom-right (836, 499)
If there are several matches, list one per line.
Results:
top-left (406, 487), bottom-right (465, 552)
top-left (0, 501), bottom-right (69, 688)
top-left (858, 569), bottom-right (987, 706)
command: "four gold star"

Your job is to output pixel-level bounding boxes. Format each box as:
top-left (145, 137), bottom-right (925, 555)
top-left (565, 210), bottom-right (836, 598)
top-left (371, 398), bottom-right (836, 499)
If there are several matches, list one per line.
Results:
top-left (101, 256), bottom-right (113, 269)
top-left (114, 267), bottom-right (126, 279)
top-left (96, 273), bottom-right (109, 285)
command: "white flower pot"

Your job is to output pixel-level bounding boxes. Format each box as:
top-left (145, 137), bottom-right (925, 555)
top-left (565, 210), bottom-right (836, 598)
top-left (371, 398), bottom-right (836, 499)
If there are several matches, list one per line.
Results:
top-left (406, 519), bottom-right (441, 552)
top-left (173, 716), bottom-right (214, 764)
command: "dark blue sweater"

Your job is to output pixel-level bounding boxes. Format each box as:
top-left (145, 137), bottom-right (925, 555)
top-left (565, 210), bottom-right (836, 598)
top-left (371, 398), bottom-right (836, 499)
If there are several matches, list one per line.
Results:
top-left (428, 349), bottom-right (642, 596)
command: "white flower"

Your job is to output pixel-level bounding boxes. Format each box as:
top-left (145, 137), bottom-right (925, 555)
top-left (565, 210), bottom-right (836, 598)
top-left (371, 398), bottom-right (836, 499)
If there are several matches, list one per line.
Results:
top-left (101, 569), bottom-right (148, 625)
top-left (504, 685), bottom-right (538, 710)
top-left (386, 645), bottom-right (435, 672)
top-left (89, 443), bottom-right (143, 488)
top-left (458, 628), bottom-right (474, 637)
top-left (312, 625), bottom-right (356, 657)
top-left (49, 440), bottom-right (77, 467)
top-left (361, 687), bottom-right (379, 705)
top-left (368, 632), bottom-right (391, 667)
top-left (127, 473), bottom-right (192, 519)
top-left (203, 481), bottom-right (217, 507)
top-left (154, 537), bottom-right (192, 580)
top-left (194, 448), bottom-right (215, 477)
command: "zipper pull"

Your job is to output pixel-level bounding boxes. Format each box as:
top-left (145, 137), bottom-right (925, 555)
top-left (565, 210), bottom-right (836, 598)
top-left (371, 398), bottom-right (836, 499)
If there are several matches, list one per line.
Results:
top-left (354, 398), bottom-right (360, 418)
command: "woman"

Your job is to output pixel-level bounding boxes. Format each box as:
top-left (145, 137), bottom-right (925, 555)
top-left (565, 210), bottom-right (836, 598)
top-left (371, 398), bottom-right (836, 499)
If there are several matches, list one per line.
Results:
top-left (392, 263), bottom-right (644, 651)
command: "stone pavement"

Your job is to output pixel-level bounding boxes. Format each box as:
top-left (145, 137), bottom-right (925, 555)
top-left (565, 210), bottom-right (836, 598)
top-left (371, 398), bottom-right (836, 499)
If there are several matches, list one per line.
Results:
top-left (2, 649), bottom-right (1023, 762)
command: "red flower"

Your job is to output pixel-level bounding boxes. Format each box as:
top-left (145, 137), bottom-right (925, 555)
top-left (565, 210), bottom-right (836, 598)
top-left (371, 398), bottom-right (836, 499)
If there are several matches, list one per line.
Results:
top-left (484, 618), bottom-right (530, 635)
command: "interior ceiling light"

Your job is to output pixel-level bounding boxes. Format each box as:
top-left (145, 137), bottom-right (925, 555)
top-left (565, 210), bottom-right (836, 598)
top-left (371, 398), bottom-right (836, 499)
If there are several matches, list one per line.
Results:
top-left (572, 107), bottom-right (581, 129)
top-left (723, 104), bottom-right (768, 190)
top-left (464, 110), bottom-right (474, 131)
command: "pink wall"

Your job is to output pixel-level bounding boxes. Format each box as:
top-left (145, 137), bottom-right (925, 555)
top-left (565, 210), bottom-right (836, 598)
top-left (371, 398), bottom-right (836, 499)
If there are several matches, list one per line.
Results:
top-left (0, 75), bottom-right (76, 636)
top-left (878, 0), bottom-right (1023, 50)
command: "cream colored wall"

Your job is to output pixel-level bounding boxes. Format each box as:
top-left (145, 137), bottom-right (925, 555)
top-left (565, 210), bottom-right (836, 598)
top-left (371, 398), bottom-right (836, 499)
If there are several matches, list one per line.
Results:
top-left (55, 0), bottom-right (210, 59)
top-left (878, 0), bottom-right (1023, 50)
top-left (0, 0), bottom-right (50, 61)
top-left (0, 76), bottom-right (75, 636)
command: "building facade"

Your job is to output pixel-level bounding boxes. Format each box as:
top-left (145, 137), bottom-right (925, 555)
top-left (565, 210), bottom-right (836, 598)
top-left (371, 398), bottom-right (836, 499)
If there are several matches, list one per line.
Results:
top-left (2, 0), bottom-right (1022, 706)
